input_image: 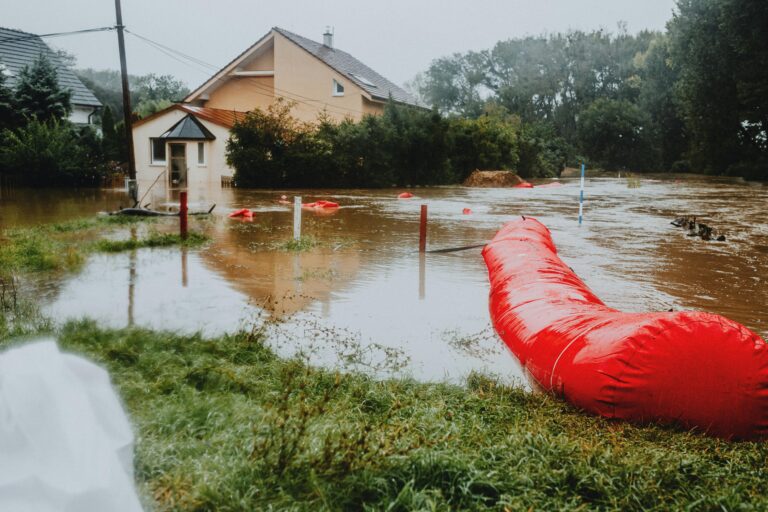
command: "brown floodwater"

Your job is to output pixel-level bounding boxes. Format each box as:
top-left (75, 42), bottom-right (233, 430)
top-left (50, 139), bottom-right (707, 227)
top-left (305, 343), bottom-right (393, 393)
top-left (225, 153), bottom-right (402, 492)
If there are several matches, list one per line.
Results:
top-left (1, 176), bottom-right (766, 382)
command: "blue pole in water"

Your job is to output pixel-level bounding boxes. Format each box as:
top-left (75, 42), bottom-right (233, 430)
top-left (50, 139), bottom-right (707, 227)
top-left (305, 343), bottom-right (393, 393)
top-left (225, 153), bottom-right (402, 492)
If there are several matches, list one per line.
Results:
top-left (578, 163), bottom-right (585, 225)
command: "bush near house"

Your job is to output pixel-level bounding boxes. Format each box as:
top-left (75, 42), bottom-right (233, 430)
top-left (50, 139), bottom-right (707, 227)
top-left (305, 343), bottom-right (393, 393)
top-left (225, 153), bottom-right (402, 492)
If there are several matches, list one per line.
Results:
top-left (0, 54), bottom-right (109, 187)
top-left (227, 100), bottom-right (560, 188)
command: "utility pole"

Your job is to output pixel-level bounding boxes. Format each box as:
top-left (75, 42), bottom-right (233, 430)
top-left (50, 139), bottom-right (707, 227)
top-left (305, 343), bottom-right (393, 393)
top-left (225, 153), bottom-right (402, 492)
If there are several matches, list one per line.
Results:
top-left (114, 0), bottom-right (137, 203)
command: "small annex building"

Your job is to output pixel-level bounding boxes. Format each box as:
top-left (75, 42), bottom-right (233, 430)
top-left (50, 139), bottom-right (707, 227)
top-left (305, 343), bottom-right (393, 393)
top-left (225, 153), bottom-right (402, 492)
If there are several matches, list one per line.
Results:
top-left (0, 27), bottom-right (102, 125)
top-left (132, 27), bottom-right (418, 197)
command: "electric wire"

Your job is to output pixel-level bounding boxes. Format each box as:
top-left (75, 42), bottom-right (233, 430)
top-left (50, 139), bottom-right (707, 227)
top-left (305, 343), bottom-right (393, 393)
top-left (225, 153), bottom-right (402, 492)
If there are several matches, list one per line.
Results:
top-left (0, 26), bottom-right (115, 45)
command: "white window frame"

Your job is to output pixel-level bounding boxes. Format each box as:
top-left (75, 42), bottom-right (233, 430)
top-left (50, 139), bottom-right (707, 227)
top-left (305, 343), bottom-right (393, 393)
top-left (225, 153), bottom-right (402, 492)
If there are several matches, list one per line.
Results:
top-left (150, 138), bottom-right (166, 165)
top-left (332, 79), bottom-right (345, 97)
top-left (197, 142), bottom-right (206, 166)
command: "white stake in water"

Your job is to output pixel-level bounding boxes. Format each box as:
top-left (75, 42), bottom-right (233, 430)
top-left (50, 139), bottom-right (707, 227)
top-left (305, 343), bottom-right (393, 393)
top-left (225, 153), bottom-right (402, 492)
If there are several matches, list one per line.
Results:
top-left (578, 163), bottom-right (585, 226)
top-left (293, 196), bottom-right (302, 240)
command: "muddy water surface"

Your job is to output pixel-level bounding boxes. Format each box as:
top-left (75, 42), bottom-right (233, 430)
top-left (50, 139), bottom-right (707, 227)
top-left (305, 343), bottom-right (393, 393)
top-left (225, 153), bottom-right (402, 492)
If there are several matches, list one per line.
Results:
top-left (1, 176), bottom-right (766, 382)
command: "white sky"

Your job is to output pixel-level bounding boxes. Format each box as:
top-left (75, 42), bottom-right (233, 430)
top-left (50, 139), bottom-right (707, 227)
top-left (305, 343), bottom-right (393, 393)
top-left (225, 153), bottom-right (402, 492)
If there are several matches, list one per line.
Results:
top-left (0, 0), bottom-right (678, 89)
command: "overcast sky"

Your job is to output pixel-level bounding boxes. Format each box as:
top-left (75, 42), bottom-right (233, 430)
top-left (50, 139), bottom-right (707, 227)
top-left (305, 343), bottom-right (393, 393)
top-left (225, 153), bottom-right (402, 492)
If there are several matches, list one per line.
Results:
top-left (1, 0), bottom-right (678, 89)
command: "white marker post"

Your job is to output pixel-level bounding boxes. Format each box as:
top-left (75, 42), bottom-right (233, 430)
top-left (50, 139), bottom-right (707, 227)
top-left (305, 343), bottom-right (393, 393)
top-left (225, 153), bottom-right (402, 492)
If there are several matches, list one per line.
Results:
top-left (578, 163), bottom-right (585, 226)
top-left (293, 196), bottom-right (302, 240)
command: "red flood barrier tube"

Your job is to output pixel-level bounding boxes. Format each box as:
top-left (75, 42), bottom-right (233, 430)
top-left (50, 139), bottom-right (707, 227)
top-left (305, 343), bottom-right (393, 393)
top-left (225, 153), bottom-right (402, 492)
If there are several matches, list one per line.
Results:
top-left (482, 217), bottom-right (768, 439)
top-left (514, 182), bottom-right (534, 188)
top-left (302, 200), bottom-right (339, 209)
top-left (228, 208), bottom-right (253, 219)
top-left (398, 192), bottom-right (414, 199)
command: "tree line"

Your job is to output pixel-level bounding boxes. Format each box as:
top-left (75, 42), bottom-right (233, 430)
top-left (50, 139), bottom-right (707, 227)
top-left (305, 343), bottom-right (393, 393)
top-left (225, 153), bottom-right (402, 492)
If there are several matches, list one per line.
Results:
top-left (0, 52), bottom-right (190, 186)
top-left (414, 0), bottom-right (767, 178)
top-left (227, 99), bottom-right (530, 188)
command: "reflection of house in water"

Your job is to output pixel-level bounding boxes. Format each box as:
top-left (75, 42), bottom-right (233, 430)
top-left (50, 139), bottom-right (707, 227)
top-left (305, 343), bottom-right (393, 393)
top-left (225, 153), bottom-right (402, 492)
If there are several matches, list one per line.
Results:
top-left (200, 220), bottom-right (363, 318)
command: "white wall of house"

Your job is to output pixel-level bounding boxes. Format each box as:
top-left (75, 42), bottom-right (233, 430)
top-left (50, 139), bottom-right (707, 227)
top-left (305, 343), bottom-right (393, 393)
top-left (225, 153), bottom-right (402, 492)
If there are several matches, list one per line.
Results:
top-left (69, 105), bottom-right (97, 125)
top-left (133, 109), bottom-right (234, 204)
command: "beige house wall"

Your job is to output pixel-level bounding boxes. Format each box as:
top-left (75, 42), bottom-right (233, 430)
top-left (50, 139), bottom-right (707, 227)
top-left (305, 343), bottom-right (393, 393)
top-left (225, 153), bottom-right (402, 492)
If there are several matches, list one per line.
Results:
top-left (272, 32), bottom-right (367, 123)
top-left (133, 109), bottom-right (234, 204)
top-left (362, 97), bottom-right (385, 116)
top-left (205, 76), bottom-right (275, 111)
top-left (242, 44), bottom-right (274, 70)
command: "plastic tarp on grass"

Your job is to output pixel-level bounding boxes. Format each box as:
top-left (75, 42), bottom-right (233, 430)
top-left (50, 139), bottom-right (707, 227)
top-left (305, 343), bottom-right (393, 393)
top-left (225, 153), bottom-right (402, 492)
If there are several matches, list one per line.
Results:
top-left (0, 340), bottom-right (142, 511)
top-left (483, 217), bottom-right (768, 439)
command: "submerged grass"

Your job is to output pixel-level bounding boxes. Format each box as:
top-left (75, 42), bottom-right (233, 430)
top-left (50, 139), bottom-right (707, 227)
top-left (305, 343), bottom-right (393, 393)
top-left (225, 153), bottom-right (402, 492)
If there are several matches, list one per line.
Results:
top-left (1, 313), bottom-right (766, 510)
top-left (94, 232), bottom-right (209, 253)
top-left (0, 215), bottom-right (207, 273)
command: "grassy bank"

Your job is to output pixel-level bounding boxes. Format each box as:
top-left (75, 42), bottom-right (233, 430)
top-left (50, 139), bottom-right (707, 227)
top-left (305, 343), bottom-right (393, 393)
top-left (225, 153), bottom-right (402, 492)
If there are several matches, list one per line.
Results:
top-left (0, 215), bottom-right (208, 274)
top-left (0, 313), bottom-right (766, 510)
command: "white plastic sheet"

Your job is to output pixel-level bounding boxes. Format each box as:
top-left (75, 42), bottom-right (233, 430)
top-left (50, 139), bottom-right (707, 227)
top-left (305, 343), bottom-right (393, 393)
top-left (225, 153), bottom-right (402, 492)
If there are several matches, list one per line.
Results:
top-left (0, 340), bottom-right (143, 512)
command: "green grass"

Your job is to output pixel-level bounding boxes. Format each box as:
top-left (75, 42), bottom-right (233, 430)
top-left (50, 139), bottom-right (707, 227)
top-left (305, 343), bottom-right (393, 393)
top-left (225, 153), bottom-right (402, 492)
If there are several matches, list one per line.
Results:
top-left (94, 232), bottom-right (209, 253)
top-left (0, 216), bottom-right (207, 273)
top-left (1, 314), bottom-right (766, 510)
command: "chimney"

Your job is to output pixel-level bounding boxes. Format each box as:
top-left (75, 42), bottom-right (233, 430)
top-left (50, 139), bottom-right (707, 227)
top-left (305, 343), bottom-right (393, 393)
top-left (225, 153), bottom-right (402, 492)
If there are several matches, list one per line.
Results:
top-left (323, 26), bottom-right (334, 48)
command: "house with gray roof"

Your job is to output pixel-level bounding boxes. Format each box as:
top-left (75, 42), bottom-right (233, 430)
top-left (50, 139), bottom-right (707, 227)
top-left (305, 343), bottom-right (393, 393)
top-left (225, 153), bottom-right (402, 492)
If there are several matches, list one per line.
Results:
top-left (0, 27), bottom-right (101, 125)
top-left (132, 27), bottom-right (420, 195)
top-left (183, 26), bottom-right (420, 123)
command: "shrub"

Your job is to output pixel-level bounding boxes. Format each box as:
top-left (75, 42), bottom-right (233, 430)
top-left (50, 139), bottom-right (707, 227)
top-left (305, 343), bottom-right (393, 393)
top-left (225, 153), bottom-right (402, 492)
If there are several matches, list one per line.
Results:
top-left (0, 119), bottom-right (105, 186)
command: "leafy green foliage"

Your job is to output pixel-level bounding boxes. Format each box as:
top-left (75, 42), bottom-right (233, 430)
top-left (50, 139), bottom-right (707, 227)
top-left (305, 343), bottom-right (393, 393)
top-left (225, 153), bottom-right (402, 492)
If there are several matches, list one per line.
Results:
top-left (0, 119), bottom-right (102, 186)
top-left (0, 68), bottom-right (18, 131)
top-left (417, 7), bottom-right (767, 178)
top-left (669, 0), bottom-right (768, 176)
top-left (578, 98), bottom-right (653, 171)
top-left (228, 100), bottom-right (530, 187)
top-left (14, 53), bottom-right (71, 122)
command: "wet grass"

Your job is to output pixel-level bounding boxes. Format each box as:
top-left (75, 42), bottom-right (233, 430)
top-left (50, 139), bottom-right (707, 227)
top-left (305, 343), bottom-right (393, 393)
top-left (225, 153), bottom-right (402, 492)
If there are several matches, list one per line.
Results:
top-left (1, 307), bottom-right (767, 510)
top-left (0, 215), bottom-right (207, 273)
top-left (94, 232), bottom-right (209, 253)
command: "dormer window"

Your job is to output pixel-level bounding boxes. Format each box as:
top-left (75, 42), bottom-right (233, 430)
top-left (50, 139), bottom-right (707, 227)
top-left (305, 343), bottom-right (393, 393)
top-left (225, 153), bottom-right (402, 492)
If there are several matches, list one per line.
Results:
top-left (332, 79), bottom-right (344, 97)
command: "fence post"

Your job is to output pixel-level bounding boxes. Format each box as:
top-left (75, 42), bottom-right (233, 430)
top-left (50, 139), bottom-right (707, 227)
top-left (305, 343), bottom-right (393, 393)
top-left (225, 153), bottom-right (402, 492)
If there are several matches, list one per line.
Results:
top-left (419, 204), bottom-right (428, 252)
top-left (294, 196), bottom-right (302, 240)
top-left (579, 163), bottom-right (585, 226)
top-left (179, 191), bottom-right (188, 240)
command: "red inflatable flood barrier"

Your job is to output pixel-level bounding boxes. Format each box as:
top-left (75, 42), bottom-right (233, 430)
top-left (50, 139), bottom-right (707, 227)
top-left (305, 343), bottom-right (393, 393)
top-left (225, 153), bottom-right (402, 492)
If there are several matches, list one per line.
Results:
top-left (228, 208), bottom-right (253, 219)
top-left (398, 192), bottom-right (414, 199)
top-left (483, 217), bottom-right (768, 439)
top-left (302, 200), bottom-right (339, 209)
top-left (514, 182), bottom-right (534, 188)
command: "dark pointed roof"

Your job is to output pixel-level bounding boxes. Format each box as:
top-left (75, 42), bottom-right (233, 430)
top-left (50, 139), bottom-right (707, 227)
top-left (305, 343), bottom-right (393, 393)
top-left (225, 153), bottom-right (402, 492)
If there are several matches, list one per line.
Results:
top-left (0, 27), bottom-right (101, 108)
top-left (159, 114), bottom-right (216, 140)
top-left (273, 27), bottom-right (417, 106)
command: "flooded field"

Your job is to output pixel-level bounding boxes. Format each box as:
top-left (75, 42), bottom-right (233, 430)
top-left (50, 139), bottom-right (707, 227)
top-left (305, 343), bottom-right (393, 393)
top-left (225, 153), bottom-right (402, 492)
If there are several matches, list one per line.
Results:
top-left (1, 176), bottom-right (766, 383)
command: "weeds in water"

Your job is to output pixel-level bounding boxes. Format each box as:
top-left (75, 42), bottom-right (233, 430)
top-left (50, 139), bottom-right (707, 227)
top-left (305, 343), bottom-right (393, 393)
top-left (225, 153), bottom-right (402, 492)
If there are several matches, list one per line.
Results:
top-left (627, 175), bottom-right (642, 188)
top-left (295, 267), bottom-right (339, 282)
top-left (94, 232), bottom-right (209, 252)
top-left (275, 235), bottom-right (320, 252)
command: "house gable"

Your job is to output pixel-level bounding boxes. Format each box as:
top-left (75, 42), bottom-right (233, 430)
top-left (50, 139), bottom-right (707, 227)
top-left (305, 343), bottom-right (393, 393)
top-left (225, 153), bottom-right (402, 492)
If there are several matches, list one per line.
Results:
top-left (184, 27), bottom-right (417, 123)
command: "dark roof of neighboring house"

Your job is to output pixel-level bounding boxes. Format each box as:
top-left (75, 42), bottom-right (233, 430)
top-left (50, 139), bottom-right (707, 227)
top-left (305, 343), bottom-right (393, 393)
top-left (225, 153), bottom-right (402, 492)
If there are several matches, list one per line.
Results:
top-left (0, 27), bottom-right (101, 108)
top-left (272, 27), bottom-right (418, 107)
top-left (160, 114), bottom-right (216, 140)
top-left (132, 104), bottom-right (247, 130)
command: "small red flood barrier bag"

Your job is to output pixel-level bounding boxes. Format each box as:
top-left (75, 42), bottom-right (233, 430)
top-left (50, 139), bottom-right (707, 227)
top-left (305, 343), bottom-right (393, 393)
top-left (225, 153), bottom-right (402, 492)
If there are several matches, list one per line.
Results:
top-left (483, 217), bottom-right (768, 439)
top-left (228, 208), bottom-right (253, 218)
top-left (302, 200), bottom-right (339, 209)
top-left (463, 208), bottom-right (472, 215)
top-left (398, 192), bottom-right (414, 199)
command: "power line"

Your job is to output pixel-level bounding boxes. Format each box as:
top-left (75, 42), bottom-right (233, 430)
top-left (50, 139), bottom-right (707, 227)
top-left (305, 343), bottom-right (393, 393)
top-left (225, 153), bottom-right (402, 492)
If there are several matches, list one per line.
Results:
top-left (0, 26), bottom-right (115, 45)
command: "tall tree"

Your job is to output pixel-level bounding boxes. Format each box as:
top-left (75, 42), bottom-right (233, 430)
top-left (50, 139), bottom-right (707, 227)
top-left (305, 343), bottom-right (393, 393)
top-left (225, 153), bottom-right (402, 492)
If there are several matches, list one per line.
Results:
top-left (0, 65), bottom-right (17, 130)
top-left (15, 53), bottom-right (72, 122)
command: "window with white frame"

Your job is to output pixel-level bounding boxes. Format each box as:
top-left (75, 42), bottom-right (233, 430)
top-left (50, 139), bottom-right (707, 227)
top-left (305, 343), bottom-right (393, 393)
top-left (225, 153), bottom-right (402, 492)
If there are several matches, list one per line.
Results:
top-left (197, 142), bottom-right (205, 165)
top-left (150, 138), bottom-right (166, 164)
top-left (332, 79), bottom-right (344, 96)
